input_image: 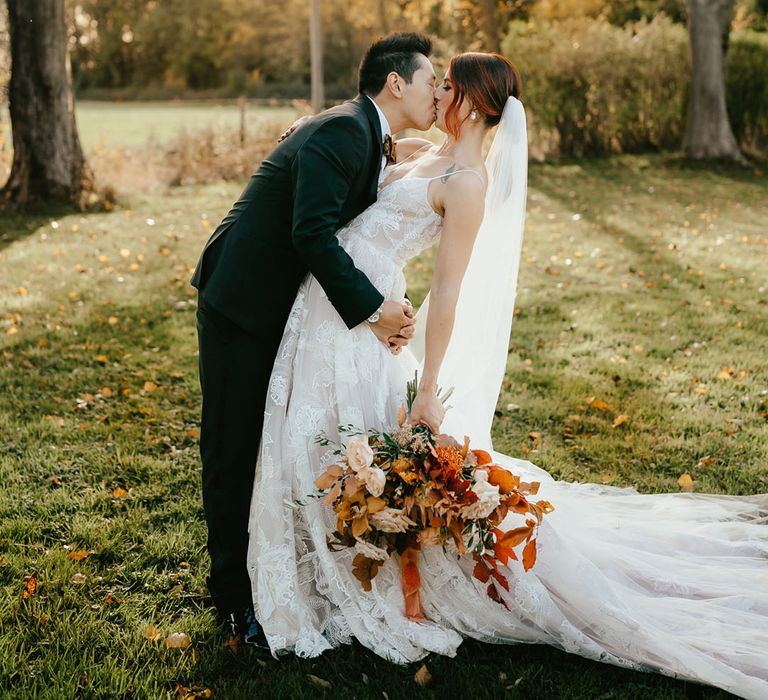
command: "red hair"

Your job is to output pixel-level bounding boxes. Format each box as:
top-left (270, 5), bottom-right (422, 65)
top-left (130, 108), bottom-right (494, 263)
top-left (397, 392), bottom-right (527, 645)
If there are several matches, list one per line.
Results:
top-left (444, 53), bottom-right (522, 139)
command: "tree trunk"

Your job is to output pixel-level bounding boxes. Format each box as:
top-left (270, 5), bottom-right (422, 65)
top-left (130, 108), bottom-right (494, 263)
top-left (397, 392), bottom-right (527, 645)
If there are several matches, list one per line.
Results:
top-left (479, 0), bottom-right (501, 54)
top-left (2, 0), bottom-right (91, 208)
top-left (683, 0), bottom-right (744, 161)
top-left (309, 0), bottom-right (324, 113)
top-left (378, 0), bottom-right (390, 34)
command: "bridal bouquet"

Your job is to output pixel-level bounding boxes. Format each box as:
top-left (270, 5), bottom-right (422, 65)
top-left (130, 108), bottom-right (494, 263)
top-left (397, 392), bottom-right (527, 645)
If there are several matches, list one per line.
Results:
top-left (310, 376), bottom-right (554, 620)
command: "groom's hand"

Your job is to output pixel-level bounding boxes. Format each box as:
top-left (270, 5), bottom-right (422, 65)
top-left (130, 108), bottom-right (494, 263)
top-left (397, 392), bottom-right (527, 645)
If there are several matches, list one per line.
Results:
top-left (369, 301), bottom-right (415, 354)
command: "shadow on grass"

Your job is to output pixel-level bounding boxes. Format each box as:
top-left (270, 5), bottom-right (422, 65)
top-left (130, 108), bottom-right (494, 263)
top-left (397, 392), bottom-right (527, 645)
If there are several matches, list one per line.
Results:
top-left (188, 634), bottom-right (737, 700)
top-left (0, 203), bottom-right (87, 252)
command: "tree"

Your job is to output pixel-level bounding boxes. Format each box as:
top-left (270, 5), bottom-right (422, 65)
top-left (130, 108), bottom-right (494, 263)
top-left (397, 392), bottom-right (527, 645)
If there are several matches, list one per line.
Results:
top-left (2, 0), bottom-right (91, 207)
top-left (683, 0), bottom-right (745, 161)
top-left (310, 0), bottom-right (324, 112)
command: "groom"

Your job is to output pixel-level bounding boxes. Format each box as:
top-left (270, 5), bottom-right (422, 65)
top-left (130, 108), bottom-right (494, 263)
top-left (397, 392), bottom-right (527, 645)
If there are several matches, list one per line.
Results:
top-left (191, 32), bottom-right (437, 647)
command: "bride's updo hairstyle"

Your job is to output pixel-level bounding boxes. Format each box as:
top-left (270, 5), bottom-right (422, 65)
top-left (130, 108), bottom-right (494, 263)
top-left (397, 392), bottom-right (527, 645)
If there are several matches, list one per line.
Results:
top-left (444, 52), bottom-right (522, 139)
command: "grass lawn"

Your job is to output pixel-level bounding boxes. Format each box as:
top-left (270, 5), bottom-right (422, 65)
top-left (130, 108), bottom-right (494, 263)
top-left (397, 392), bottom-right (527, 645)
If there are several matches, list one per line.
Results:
top-left (1, 100), bottom-right (299, 151)
top-left (1, 155), bottom-right (766, 698)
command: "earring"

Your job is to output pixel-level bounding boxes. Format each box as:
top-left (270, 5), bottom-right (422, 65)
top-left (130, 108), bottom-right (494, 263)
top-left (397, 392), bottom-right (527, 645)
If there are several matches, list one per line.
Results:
top-left (470, 110), bottom-right (478, 121)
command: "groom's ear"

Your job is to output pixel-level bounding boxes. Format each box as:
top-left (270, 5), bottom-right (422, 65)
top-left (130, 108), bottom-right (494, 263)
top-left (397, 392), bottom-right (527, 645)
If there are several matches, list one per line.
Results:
top-left (383, 71), bottom-right (404, 99)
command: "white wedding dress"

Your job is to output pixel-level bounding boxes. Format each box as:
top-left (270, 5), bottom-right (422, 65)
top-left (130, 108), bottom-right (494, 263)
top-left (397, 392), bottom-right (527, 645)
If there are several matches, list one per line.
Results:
top-left (246, 171), bottom-right (768, 699)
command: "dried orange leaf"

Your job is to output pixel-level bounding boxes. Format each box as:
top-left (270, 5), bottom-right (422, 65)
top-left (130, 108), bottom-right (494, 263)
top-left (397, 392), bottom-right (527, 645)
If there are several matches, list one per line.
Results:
top-left (588, 398), bottom-right (613, 412)
top-left (321, 479), bottom-right (342, 506)
top-left (351, 553), bottom-right (380, 591)
top-left (612, 414), bottom-right (630, 428)
top-left (486, 466), bottom-right (520, 494)
top-left (677, 473), bottom-right (694, 492)
top-left (143, 380), bottom-right (158, 393)
top-left (366, 496), bottom-right (387, 514)
top-left (472, 449), bottom-right (492, 465)
top-left (112, 486), bottom-right (129, 498)
top-left (351, 513), bottom-right (369, 538)
top-left (696, 456), bottom-right (718, 469)
top-left (522, 539), bottom-right (538, 571)
top-left (68, 550), bottom-right (91, 562)
top-left (414, 664), bottom-right (432, 686)
top-left (22, 573), bottom-right (38, 600)
top-left (500, 525), bottom-right (533, 549)
top-left (314, 464), bottom-right (343, 490)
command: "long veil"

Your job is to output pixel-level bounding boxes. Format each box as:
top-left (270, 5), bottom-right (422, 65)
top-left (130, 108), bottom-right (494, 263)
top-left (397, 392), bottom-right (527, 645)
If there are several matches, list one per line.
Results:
top-left (410, 97), bottom-right (528, 450)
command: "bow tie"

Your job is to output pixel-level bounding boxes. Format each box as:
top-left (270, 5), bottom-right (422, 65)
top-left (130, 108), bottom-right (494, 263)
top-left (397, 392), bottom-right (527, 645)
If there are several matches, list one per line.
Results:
top-left (382, 134), bottom-right (397, 165)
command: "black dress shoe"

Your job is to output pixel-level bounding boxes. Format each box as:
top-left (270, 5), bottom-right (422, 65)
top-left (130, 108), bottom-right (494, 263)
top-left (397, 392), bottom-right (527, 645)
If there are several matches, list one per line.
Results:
top-left (225, 606), bottom-right (271, 655)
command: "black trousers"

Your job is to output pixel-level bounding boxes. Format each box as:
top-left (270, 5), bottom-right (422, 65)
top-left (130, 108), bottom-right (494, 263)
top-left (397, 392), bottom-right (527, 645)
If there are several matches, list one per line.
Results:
top-left (196, 297), bottom-right (282, 614)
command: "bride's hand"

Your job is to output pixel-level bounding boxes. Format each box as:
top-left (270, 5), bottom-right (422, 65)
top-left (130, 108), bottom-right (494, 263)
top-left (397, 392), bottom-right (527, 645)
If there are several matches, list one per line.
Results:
top-left (278, 115), bottom-right (311, 143)
top-left (408, 389), bottom-right (445, 434)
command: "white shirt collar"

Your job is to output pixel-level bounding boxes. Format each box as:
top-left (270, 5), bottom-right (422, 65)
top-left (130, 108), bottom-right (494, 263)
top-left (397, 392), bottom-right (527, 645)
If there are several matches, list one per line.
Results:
top-left (366, 95), bottom-right (390, 140)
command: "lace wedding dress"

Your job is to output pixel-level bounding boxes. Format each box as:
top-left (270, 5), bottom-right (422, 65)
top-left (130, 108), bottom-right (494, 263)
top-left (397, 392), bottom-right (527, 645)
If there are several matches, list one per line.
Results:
top-left (246, 172), bottom-right (768, 700)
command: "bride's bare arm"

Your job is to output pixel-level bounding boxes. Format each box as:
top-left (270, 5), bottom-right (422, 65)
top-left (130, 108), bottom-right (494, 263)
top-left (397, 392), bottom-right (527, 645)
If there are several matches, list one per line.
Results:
top-left (409, 173), bottom-right (485, 432)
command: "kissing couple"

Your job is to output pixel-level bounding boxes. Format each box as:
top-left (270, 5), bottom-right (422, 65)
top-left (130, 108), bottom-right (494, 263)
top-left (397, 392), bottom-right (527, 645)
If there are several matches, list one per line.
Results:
top-left (192, 32), bottom-right (768, 699)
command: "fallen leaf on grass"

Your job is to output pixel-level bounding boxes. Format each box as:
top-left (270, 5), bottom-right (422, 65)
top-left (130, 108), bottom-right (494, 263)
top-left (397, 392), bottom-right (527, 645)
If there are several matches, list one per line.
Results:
top-left (22, 573), bottom-right (38, 600)
top-left (696, 456), bottom-right (718, 469)
top-left (307, 674), bottom-right (332, 689)
top-left (611, 415), bottom-right (630, 428)
top-left (95, 355), bottom-right (108, 364)
top-left (71, 573), bottom-right (87, 584)
top-left (142, 625), bottom-right (163, 642)
top-left (717, 367), bottom-right (735, 380)
top-left (143, 381), bottom-right (158, 393)
top-left (104, 593), bottom-right (123, 605)
top-left (414, 664), bottom-right (432, 686)
top-left (223, 635), bottom-right (240, 653)
top-left (587, 397), bottom-right (614, 412)
top-left (112, 487), bottom-right (129, 498)
top-left (67, 550), bottom-right (91, 562)
top-left (165, 632), bottom-right (192, 649)
top-left (175, 684), bottom-right (212, 700)
top-left (677, 473), bottom-right (694, 492)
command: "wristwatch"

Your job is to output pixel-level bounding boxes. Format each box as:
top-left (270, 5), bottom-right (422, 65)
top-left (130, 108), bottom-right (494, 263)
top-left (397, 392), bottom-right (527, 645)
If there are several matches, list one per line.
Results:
top-left (366, 302), bottom-right (384, 324)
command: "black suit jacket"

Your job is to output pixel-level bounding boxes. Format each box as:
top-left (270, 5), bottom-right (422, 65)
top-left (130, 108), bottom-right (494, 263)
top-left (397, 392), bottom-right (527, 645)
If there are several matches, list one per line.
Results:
top-left (191, 94), bottom-right (386, 336)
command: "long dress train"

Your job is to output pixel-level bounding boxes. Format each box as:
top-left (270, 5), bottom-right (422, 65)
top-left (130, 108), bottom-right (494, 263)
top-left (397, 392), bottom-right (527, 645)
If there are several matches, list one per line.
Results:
top-left (245, 172), bottom-right (768, 700)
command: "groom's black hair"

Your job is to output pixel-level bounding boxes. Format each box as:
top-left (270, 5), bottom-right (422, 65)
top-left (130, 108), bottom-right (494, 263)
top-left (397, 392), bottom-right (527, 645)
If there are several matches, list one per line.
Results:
top-left (358, 32), bottom-right (433, 96)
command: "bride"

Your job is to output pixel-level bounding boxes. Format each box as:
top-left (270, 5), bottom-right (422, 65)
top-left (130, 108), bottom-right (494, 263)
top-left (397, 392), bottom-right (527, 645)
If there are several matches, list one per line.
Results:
top-left (246, 52), bottom-right (768, 699)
